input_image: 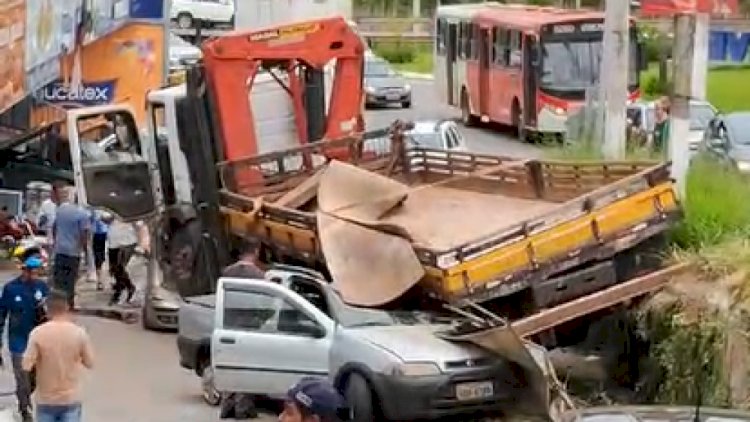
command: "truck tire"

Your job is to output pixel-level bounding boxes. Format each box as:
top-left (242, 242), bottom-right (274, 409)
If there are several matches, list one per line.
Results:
top-left (168, 220), bottom-right (203, 298)
top-left (344, 373), bottom-right (375, 422)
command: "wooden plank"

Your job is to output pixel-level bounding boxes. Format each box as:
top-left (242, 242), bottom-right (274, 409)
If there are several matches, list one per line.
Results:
top-left (274, 168), bottom-right (325, 209)
top-left (512, 263), bottom-right (689, 338)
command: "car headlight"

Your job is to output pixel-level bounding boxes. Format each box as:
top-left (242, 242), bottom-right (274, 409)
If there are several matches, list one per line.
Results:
top-left (388, 362), bottom-right (441, 377)
top-left (365, 86), bottom-right (376, 95)
top-left (403, 84), bottom-right (411, 92)
top-left (736, 161), bottom-right (750, 172)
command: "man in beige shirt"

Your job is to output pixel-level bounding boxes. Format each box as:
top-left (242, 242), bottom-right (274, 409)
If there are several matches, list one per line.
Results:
top-left (22, 290), bottom-right (94, 422)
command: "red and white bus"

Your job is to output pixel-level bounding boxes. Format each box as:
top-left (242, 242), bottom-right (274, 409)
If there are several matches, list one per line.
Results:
top-left (434, 3), bottom-right (645, 139)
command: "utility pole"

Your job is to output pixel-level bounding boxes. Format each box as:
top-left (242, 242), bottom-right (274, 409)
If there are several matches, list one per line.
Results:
top-left (599, 0), bottom-right (630, 159)
top-left (669, 12), bottom-right (707, 198)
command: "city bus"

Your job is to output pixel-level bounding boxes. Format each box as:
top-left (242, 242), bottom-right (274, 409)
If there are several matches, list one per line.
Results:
top-left (434, 3), bottom-right (645, 140)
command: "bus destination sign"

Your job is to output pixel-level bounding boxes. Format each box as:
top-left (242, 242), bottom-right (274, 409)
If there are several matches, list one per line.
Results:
top-left (548, 22), bottom-right (605, 34)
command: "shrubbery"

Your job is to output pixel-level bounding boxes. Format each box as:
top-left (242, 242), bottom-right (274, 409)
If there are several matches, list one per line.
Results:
top-left (372, 42), bottom-right (416, 64)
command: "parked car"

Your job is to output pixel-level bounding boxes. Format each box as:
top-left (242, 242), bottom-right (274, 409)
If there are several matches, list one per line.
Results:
top-left (626, 99), bottom-right (717, 151)
top-left (171, 0), bottom-right (235, 29)
top-left (363, 119), bottom-right (467, 156)
top-left (561, 405), bottom-right (750, 422)
top-left (700, 111), bottom-right (750, 173)
top-left (364, 56), bottom-right (412, 109)
top-left (179, 265), bottom-right (528, 419)
top-left (167, 33), bottom-right (202, 85)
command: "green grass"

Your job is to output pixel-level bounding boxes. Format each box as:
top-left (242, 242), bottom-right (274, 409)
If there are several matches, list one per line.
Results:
top-left (640, 63), bottom-right (750, 112)
top-left (670, 155), bottom-right (750, 248)
top-left (542, 141), bottom-right (661, 161)
top-left (391, 49), bottom-right (433, 74)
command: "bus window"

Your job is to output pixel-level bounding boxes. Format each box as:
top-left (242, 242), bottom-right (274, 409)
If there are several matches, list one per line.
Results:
top-left (493, 27), bottom-right (509, 66)
top-left (436, 18), bottom-right (446, 55)
top-left (468, 23), bottom-right (477, 60)
top-left (458, 22), bottom-right (467, 60)
top-left (509, 30), bottom-right (522, 67)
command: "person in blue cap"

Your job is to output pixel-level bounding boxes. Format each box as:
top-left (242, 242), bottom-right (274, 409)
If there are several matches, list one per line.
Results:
top-left (0, 256), bottom-right (50, 422)
top-left (279, 377), bottom-right (348, 422)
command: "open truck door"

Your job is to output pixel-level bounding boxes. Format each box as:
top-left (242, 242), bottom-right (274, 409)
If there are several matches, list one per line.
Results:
top-left (65, 105), bottom-right (157, 222)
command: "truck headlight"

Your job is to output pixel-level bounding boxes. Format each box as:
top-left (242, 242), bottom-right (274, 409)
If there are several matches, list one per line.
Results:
top-left (737, 161), bottom-right (750, 172)
top-left (389, 362), bottom-right (441, 377)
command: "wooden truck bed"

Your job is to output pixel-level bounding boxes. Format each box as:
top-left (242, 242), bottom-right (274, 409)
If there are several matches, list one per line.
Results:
top-left (217, 132), bottom-right (681, 306)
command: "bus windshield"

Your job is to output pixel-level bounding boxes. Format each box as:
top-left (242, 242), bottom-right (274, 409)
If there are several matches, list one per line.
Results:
top-left (540, 36), bottom-right (638, 94)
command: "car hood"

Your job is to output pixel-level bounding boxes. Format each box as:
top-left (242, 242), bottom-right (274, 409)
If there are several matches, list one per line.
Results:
top-left (365, 76), bottom-right (406, 90)
top-left (350, 324), bottom-right (488, 363)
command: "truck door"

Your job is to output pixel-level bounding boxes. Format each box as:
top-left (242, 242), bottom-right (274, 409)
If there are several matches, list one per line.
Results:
top-left (212, 277), bottom-right (334, 396)
top-left (66, 106), bottom-right (157, 222)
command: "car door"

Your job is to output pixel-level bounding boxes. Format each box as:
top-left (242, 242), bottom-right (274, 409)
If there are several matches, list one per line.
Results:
top-left (212, 277), bottom-right (335, 397)
top-left (66, 106), bottom-right (157, 222)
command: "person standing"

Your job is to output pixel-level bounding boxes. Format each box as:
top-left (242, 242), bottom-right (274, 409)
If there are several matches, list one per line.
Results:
top-left (107, 218), bottom-right (146, 306)
top-left (51, 186), bottom-right (90, 309)
top-left (0, 256), bottom-right (50, 422)
top-left (22, 290), bottom-right (94, 422)
top-left (91, 212), bottom-right (110, 291)
top-left (652, 96), bottom-right (671, 153)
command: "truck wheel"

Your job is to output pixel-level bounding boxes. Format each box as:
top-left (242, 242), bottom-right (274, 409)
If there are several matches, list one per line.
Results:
top-left (200, 362), bottom-right (221, 406)
top-left (177, 13), bottom-right (194, 29)
top-left (168, 220), bottom-right (203, 297)
top-left (345, 373), bottom-right (375, 422)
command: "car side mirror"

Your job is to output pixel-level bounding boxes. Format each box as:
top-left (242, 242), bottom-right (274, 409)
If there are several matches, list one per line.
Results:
top-left (298, 322), bottom-right (326, 338)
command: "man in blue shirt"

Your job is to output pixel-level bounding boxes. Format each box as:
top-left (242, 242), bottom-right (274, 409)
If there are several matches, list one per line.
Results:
top-left (51, 186), bottom-right (90, 309)
top-left (0, 256), bottom-right (50, 422)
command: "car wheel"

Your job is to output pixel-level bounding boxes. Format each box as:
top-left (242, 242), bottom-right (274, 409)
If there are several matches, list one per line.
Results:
top-left (177, 13), bottom-right (194, 29)
top-left (141, 302), bottom-right (157, 331)
top-left (401, 100), bottom-right (411, 109)
top-left (345, 373), bottom-right (375, 422)
top-left (200, 362), bottom-right (221, 406)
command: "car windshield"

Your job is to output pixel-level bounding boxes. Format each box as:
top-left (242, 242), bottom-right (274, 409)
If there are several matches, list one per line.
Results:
top-left (365, 60), bottom-right (397, 77)
top-left (408, 132), bottom-right (441, 148)
top-left (726, 114), bottom-right (750, 145)
top-left (689, 104), bottom-right (716, 130)
top-left (540, 38), bottom-right (637, 91)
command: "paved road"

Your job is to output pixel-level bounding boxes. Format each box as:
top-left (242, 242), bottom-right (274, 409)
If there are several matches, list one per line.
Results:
top-left (364, 79), bottom-right (541, 158)
top-left (79, 315), bottom-right (277, 422)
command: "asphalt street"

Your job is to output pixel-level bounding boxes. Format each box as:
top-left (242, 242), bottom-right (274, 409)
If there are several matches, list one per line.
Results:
top-left (14, 79), bottom-right (542, 422)
top-left (364, 78), bottom-right (542, 158)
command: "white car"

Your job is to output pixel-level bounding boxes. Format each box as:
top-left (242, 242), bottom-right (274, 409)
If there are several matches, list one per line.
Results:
top-left (171, 0), bottom-right (235, 29)
top-left (626, 99), bottom-right (717, 152)
top-left (363, 120), bottom-right (467, 156)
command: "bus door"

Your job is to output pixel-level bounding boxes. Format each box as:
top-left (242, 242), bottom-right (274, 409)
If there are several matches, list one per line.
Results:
top-left (446, 23), bottom-right (458, 106)
top-left (523, 34), bottom-right (539, 127)
top-left (479, 28), bottom-right (491, 116)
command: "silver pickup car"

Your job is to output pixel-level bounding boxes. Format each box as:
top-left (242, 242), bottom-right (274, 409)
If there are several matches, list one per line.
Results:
top-left (177, 265), bottom-right (529, 421)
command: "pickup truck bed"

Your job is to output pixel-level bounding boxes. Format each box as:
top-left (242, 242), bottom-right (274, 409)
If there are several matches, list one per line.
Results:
top-left (217, 132), bottom-right (681, 307)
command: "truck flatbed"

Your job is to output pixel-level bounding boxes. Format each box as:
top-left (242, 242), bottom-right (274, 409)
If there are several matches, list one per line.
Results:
top-left (217, 128), bottom-right (681, 308)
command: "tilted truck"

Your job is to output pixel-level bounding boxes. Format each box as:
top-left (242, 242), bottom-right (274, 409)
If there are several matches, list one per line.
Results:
top-left (63, 15), bottom-right (680, 331)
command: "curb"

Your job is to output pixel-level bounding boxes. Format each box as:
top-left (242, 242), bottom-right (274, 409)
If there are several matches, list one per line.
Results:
top-left (399, 71), bottom-right (434, 80)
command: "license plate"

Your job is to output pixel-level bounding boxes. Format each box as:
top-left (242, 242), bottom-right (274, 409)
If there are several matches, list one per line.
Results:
top-left (386, 94), bottom-right (400, 101)
top-left (455, 381), bottom-right (494, 401)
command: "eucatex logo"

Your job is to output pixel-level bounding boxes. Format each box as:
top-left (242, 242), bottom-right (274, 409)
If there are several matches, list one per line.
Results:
top-left (36, 80), bottom-right (116, 107)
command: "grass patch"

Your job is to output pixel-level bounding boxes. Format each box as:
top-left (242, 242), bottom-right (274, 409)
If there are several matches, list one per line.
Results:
top-left (392, 49), bottom-right (433, 74)
top-left (640, 63), bottom-right (750, 112)
top-left (670, 155), bottom-right (750, 248)
top-left (542, 141), bottom-right (661, 161)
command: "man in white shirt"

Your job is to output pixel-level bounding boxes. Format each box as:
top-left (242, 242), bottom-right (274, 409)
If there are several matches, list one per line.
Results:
top-left (107, 219), bottom-right (147, 306)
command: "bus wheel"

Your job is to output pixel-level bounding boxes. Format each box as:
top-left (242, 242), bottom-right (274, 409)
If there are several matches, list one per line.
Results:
top-left (512, 100), bottom-right (527, 142)
top-left (460, 90), bottom-right (478, 127)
